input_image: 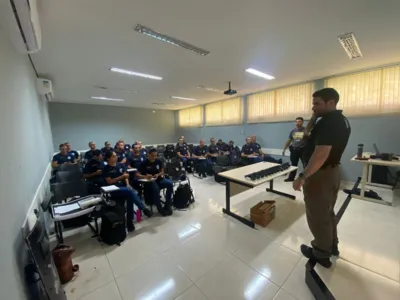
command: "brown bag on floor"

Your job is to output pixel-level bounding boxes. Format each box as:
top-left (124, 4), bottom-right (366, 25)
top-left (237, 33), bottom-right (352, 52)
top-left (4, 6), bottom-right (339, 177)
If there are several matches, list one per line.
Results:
top-left (52, 244), bottom-right (79, 284)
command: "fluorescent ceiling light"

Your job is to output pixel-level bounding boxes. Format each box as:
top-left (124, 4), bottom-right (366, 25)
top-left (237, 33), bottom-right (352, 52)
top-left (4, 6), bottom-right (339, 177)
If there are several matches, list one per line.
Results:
top-left (90, 96), bottom-right (124, 102)
top-left (245, 68), bottom-right (275, 80)
top-left (197, 85), bottom-right (223, 93)
top-left (94, 85), bottom-right (138, 93)
top-left (338, 33), bottom-right (363, 59)
top-left (134, 24), bottom-right (209, 56)
top-left (171, 96), bottom-right (196, 101)
top-left (110, 67), bottom-right (163, 80)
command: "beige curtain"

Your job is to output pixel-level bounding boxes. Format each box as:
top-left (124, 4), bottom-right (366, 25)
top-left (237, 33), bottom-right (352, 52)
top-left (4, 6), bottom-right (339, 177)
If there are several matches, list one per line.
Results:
top-left (325, 65), bottom-right (400, 116)
top-left (206, 97), bottom-right (242, 126)
top-left (247, 83), bottom-right (313, 122)
top-left (178, 106), bottom-right (203, 127)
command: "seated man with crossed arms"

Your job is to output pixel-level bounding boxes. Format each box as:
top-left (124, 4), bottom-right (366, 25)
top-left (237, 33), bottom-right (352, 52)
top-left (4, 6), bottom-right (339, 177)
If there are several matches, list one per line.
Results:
top-left (241, 137), bottom-right (262, 164)
top-left (176, 138), bottom-right (191, 167)
top-left (52, 143), bottom-right (77, 169)
top-left (83, 150), bottom-right (105, 186)
top-left (137, 149), bottom-right (173, 216)
top-left (192, 139), bottom-right (212, 178)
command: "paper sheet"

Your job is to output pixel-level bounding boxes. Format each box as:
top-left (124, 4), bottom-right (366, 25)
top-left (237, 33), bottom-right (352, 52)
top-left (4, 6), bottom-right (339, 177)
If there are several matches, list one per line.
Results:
top-left (101, 185), bottom-right (120, 192)
top-left (54, 203), bottom-right (80, 215)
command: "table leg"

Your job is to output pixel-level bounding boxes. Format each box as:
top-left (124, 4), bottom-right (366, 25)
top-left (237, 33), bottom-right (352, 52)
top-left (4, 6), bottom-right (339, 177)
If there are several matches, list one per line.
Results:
top-left (222, 180), bottom-right (255, 228)
top-left (266, 180), bottom-right (296, 200)
top-left (360, 164), bottom-right (368, 198)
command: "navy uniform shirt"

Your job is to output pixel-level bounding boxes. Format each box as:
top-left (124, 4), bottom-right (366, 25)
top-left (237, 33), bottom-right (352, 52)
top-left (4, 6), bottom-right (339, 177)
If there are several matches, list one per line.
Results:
top-left (303, 110), bottom-right (351, 167)
top-left (252, 142), bottom-right (262, 153)
top-left (68, 150), bottom-right (79, 161)
top-left (140, 148), bottom-right (148, 157)
top-left (124, 144), bottom-right (131, 152)
top-left (221, 143), bottom-right (232, 152)
top-left (139, 159), bottom-right (163, 176)
top-left (208, 144), bottom-right (220, 155)
top-left (241, 144), bottom-right (256, 155)
top-left (127, 154), bottom-right (145, 169)
top-left (84, 150), bottom-right (97, 161)
top-left (52, 153), bottom-right (74, 165)
top-left (194, 145), bottom-right (208, 157)
top-left (114, 150), bottom-right (126, 162)
top-left (103, 162), bottom-right (127, 186)
top-left (83, 159), bottom-right (104, 177)
top-left (176, 144), bottom-right (189, 156)
top-left (101, 147), bottom-right (113, 154)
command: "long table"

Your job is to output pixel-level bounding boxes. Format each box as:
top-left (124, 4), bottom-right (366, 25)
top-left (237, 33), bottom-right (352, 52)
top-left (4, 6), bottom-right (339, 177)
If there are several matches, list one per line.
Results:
top-left (218, 162), bottom-right (298, 228)
top-left (351, 152), bottom-right (400, 206)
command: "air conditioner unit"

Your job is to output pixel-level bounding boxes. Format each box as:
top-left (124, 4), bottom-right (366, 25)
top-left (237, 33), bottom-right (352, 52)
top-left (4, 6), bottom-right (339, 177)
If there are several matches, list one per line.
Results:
top-left (37, 78), bottom-right (54, 101)
top-left (0, 0), bottom-right (42, 53)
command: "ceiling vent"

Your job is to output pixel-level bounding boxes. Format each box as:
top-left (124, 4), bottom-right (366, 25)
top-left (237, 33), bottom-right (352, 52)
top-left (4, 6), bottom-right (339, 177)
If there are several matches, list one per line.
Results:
top-left (338, 33), bottom-right (363, 59)
top-left (134, 24), bottom-right (209, 56)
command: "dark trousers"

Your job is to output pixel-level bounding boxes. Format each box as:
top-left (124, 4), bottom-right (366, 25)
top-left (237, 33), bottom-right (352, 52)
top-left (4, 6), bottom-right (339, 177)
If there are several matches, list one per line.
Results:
top-left (287, 146), bottom-right (304, 179)
top-left (303, 167), bottom-right (341, 258)
top-left (195, 158), bottom-right (211, 176)
top-left (111, 187), bottom-right (145, 223)
top-left (144, 178), bottom-right (173, 208)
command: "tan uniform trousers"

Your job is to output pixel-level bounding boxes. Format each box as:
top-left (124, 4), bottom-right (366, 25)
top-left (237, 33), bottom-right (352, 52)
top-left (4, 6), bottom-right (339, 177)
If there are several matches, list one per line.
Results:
top-left (303, 166), bottom-right (341, 258)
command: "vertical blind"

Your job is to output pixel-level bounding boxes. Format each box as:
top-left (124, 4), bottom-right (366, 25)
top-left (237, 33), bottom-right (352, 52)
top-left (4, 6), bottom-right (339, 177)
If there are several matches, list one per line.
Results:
top-left (325, 65), bottom-right (400, 115)
top-left (205, 97), bottom-right (242, 126)
top-left (178, 106), bottom-right (203, 127)
top-left (247, 82), bottom-right (313, 123)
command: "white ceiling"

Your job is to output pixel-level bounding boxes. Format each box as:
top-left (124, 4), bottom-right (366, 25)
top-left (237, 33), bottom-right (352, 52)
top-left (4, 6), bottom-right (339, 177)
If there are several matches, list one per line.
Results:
top-left (32, 0), bottom-right (400, 110)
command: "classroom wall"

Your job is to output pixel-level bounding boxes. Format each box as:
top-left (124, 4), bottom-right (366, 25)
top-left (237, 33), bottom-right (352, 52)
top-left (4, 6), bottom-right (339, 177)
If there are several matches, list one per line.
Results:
top-left (49, 103), bottom-right (177, 151)
top-left (177, 111), bottom-right (400, 182)
top-left (0, 30), bottom-right (54, 300)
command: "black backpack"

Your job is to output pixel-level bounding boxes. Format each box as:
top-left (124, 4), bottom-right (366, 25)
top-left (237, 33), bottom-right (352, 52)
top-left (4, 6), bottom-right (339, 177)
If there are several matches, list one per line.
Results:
top-left (173, 180), bottom-right (195, 209)
top-left (99, 205), bottom-right (126, 246)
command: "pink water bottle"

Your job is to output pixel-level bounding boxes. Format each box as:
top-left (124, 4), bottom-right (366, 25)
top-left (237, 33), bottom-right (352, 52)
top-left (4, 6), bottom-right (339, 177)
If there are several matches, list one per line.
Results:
top-left (136, 209), bottom-right (142, 223)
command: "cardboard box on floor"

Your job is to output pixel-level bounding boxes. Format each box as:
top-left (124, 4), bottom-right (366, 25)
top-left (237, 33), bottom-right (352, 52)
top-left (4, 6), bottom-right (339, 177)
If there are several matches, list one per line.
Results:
top-left (250, 201), bottom-right (276, 227)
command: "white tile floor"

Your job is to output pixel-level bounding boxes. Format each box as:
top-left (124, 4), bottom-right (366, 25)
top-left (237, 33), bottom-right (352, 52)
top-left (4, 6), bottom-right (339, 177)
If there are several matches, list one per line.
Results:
top-left (61, 175), bottom-right (400, 300)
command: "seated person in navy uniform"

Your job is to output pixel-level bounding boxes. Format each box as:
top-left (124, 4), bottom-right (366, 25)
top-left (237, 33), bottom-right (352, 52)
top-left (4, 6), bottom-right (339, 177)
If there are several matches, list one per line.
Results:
top-left (124, 142), bottom-right (131, 152)
top-left (192, 139), bottom-right (212, 177)
top-left (127, 144), bottom-right (145, 184)
top-left (114, 141), bottom-right (127, 164)
top-left (135, 140), bottom-right (148, 157)
top-left (52, 144), bottom-right (77, 169)
top-left (137, 149), bottom-right (173, 216)
top-left (251, 134), bottom-right (282, 164)
top-left (83, 150), bottom-right (105, 186)
top-left (176, 138), bottom-right (191, 166)
top-left (241, 137), bottom-right (262, 164)
top-left (207, 137), bottom-right (220, 163)
top-left (84, 141), bottom-right (97, 162)
top-left (216, 139), bottom-right (226, 152)
top-left (64, 142), bottom-right (80, 162)
top-left (176, 135), bottom-right (187, 148)
top-left (101, 141), bottom-right (113, 154)
top-left (103, 151), bottom-right (152, 232)
top-left (222, 140), bottom-right (234, 155)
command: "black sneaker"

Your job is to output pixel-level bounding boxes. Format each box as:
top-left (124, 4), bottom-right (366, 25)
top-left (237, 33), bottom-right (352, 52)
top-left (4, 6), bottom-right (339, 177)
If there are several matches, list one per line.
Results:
top-left (300, 244), bottom-right (332, 268)
top-left (202, 174), bottom-right (207, 178)
top-left (158, 207), bottom-right (168, 217)
top-left (127, 222), bottom-right (135, 232)
top-left (163, 205), bottom-right (173, 216)
top-left (331, 246), bottom-right (340, 256)
top-left (143, 208), bottom-right (153, 218)
top-left (284, 178), bottom-right (294, 182)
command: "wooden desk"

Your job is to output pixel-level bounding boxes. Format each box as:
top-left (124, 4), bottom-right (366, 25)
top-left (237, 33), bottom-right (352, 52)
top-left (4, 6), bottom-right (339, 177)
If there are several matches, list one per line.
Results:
top-left (351, 152), bottom-right (400, 206)
top-left (218, 162), bottom-right (297, 228)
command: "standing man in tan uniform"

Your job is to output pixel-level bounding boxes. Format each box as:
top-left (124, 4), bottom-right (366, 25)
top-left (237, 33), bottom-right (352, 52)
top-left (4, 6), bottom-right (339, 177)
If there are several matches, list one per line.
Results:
top-left (293, 88), bottom-right (351, 268)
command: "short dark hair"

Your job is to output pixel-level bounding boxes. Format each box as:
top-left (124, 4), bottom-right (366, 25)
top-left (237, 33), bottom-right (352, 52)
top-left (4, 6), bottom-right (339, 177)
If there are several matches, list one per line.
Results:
top-left (59, 143), bottom-right (65, 149)
top-left (296, 117), bottom-right (304, 121)
top-left (104, 141), bottom-right (110, 146)
top-left (149, 148), bottom-right (157, 155)
top-left (104, 151), bottom-right (114, 161)
top-left (93, 150), bottom-right (102, 157)
top-left (312, 88), bottom-right (340, 104)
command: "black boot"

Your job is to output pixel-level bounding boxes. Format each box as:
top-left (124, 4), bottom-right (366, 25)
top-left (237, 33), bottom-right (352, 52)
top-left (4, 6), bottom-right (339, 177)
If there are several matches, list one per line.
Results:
top-left (300, 245), bottom-right (332, 268)
top-left (143, 208), bottom-right (153, 218)
top-left (157, 206), bottom-right (168, 217)
top-left (331, 245), bottom-right (340, 256)
top-left (127, 222), bottom-right (135, 232)
top-left (163, 204), bottom-right (173, 216)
